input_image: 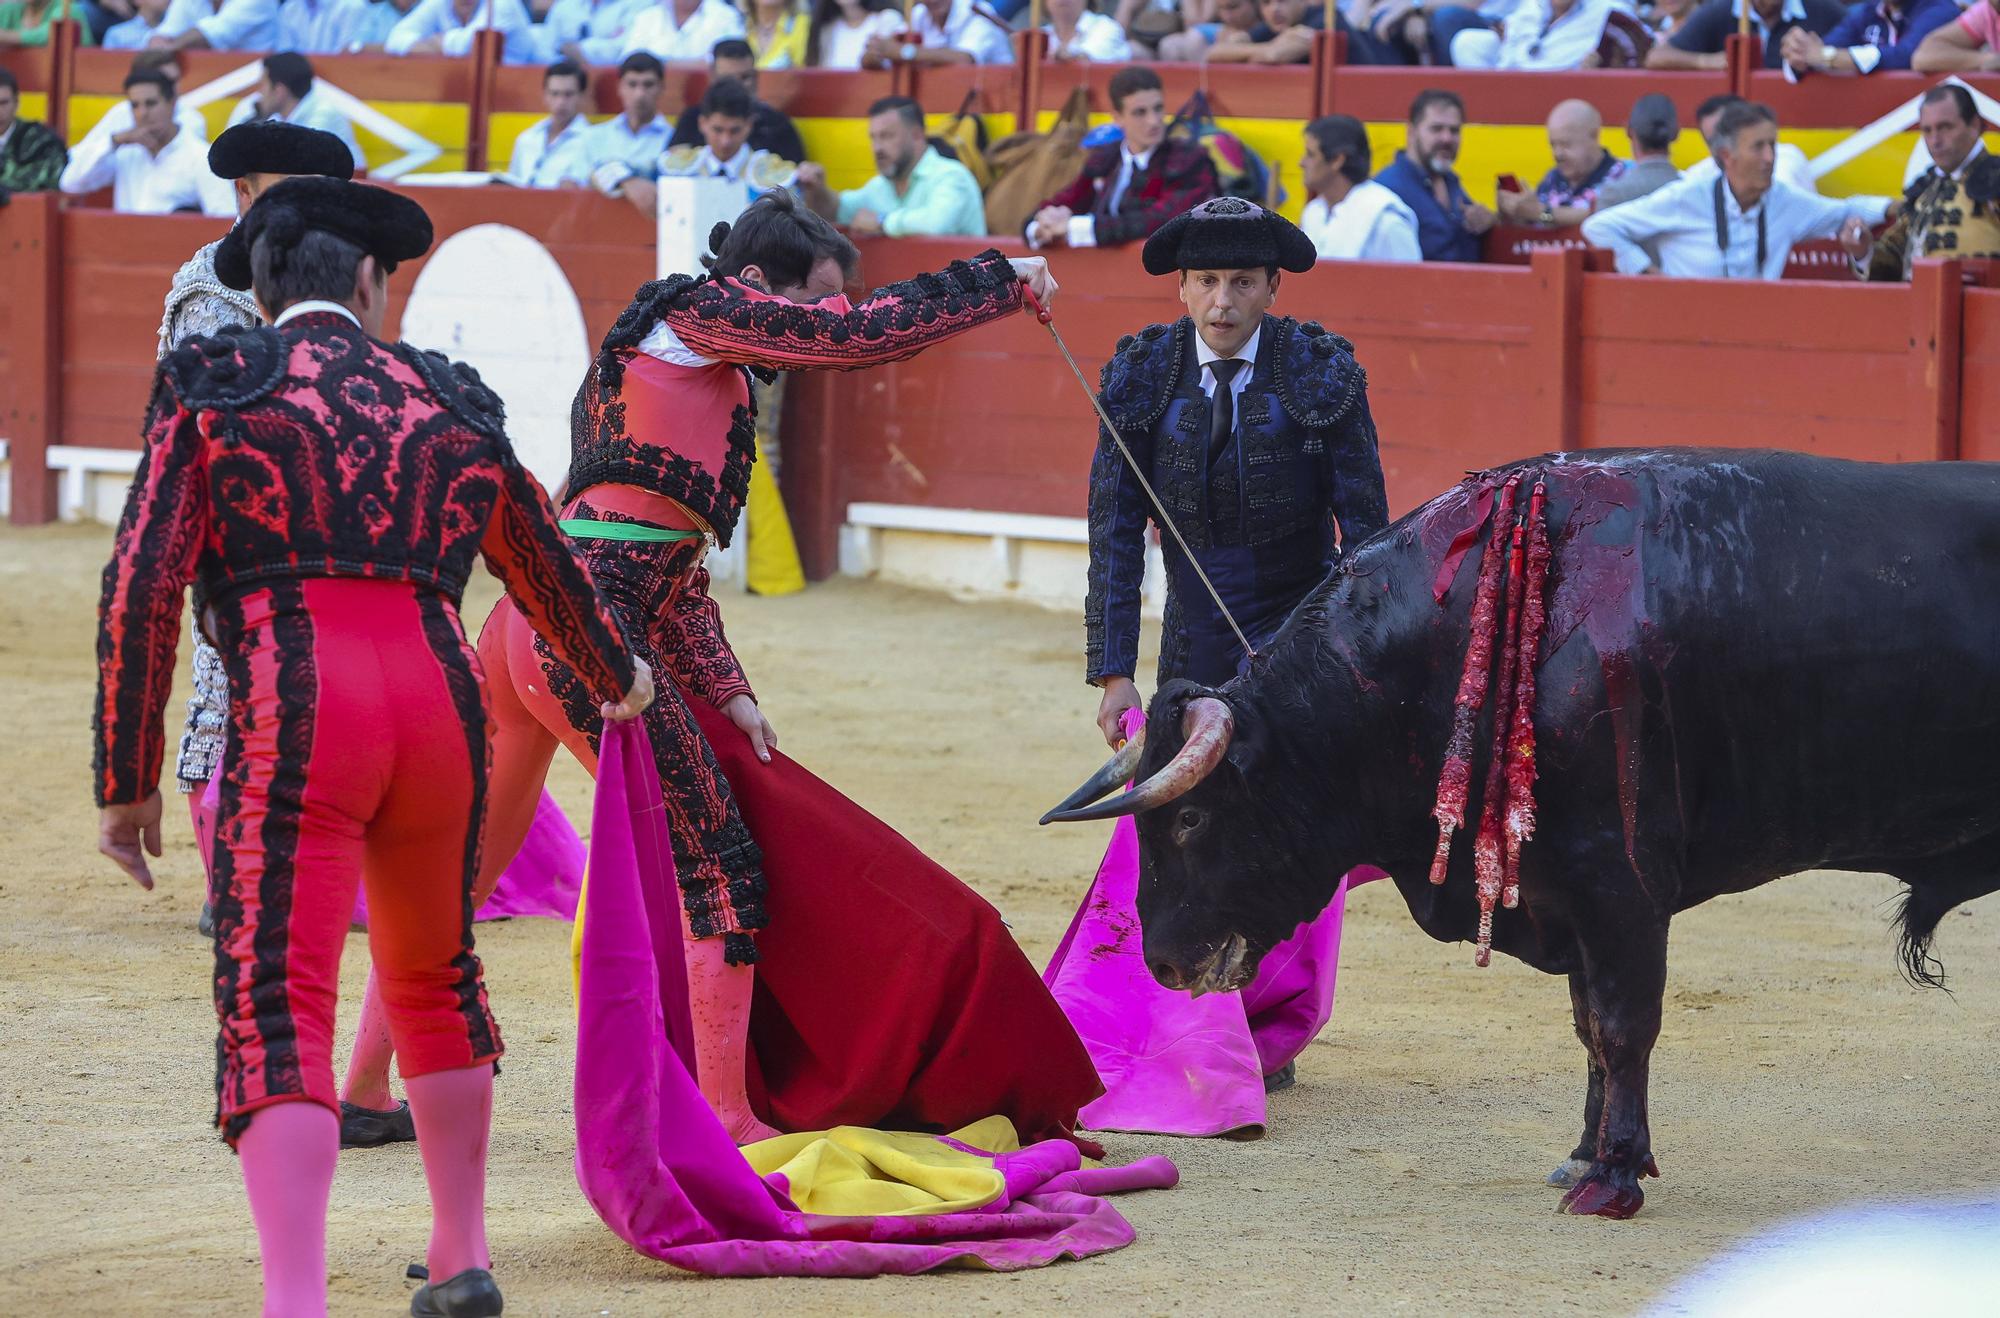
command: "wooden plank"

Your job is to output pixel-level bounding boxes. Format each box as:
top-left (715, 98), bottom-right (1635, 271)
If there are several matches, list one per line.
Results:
top-left (1325, 67), bottom-right (1730, 127)
top-left (1955, 290), bottom-right (2000, 463)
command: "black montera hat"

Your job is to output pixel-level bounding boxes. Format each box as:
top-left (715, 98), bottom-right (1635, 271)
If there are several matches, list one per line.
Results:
top-left (1141, 196), bottom-right (1318, 276)
top-left (208, 120), bottom-right (355, 182)
top-left (214, 176), bottom-right (432, 291)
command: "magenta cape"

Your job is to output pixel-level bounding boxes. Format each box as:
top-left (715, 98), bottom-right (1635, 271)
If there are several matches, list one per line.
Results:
top-left (570, 719), bottom-right (1177, 1277)
top-left (1044, 710), bottom-right (1377, 1137)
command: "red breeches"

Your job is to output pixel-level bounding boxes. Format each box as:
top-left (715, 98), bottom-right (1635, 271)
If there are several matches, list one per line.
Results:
top-left (206, 578), bottom-right (503, 1143)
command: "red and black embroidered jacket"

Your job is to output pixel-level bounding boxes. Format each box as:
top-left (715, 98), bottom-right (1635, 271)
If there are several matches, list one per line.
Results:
top-left (567, 248), bottom-right (1026, 546)
top-left (1038, 140), bottom-right (1221, 248)
top-left (94, 312), bottom-right (637, 807)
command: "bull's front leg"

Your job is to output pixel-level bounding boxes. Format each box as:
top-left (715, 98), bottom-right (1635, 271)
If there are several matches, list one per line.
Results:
top-left (1548, 972), bottom-right (1605, 1190)
top-left (1558, 923), bottom-right (1667, 1219)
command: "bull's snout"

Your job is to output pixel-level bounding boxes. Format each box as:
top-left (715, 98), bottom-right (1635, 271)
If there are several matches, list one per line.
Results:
top-left (1149, 958), bottom-right (1194, 992)
top-left (1147, 933), bottom-right (1254, 998)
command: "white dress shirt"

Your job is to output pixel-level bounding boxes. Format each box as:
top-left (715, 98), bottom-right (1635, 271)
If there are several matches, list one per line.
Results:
top-left (59, 124), bottom-right (235, 217)
top-left (619, 0), bottom-right (745, 60)
top-left (1301, 180), bottom-right (1423, 262)
top-left (274, 300), bottom-right (363, 329)
top-left (1452, 0), bottom-right (1616, 68)
top-left (581, 111), bottom-right (671, 193)
top-left (276, 0), bottom-right (374, 51)
top-left (387, 0), bottom-right (536, 61)
top-left (906, 0), bottom-right (1015, 64)
top-left (507, 113), bottom-right (591, 187)
top-left (1045, 10), bottom-right (1131, 60)
top-left (527, 0), bottom-right (649, 61)
top-left (1580, 173), bottom-right (1890, 280)
top-left (1194, 322), bottom-right (1261, 407)
top-left (159, 0), bottom-right (282, 49)
top-left (817, 10), bottom-right (898, 67)
top-left (1683, 143), bottom-right (1817, 195)
top-left (226, 85), bottom-right (366, 170)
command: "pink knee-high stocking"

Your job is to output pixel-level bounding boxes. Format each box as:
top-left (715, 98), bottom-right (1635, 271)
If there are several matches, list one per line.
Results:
top-left (237, 1101), bottom-right (339, 1317)
top-left (683, 934), bottom-right (780, 1146)
top-left (339, 969), bottom-right (398, 1111)
top-left (403, 1064), bottom-right (494, 1281)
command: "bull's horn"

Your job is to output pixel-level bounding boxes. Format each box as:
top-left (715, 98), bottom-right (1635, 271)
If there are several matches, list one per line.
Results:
top-left (1039, 698), bottom-right (1234, 825)
top-left (1037, 731), bottom-right (1148, 825)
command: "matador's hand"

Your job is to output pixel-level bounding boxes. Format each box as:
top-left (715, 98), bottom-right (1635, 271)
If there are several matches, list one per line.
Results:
top-left (602, 657), bottom-right (655, 723)
top-left (100, 793), bottom-right (164, 890)
top-left (721, 693), bottom-right (776, 764)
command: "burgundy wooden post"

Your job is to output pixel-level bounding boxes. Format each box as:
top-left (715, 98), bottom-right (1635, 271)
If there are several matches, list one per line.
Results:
top-left (1310, 28), bottom-right (1338, 119)
top-left (47, 18), bottom-right (78, 141)
top-left (465, 28), bottom-right (504, 173)
top-left (1528, 246), bottom-right (1585, 452)
top-left (6, 192), bottom-right (62, 525)
top-left (1723, 32), bottom-right (1760, 98)
top-left (1015, 29), bottom-right (1046, 131)
top-left (1909, 258), bottom-right (1964, 461)
top-left (779, 371), bottom-right (843, 580)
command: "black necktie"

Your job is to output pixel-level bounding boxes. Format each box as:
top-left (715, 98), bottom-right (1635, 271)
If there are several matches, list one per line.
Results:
top-left (1208, 358), bottom-right (1246, 462)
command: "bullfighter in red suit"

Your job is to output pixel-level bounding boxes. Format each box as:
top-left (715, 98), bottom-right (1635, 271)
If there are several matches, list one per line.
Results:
top-left (349, 190), bottom-right (1104, 1152)
top-left (92, 177), bottom-right (652, 1318)
top-left (1028, 66), bottom-right (1220, 251)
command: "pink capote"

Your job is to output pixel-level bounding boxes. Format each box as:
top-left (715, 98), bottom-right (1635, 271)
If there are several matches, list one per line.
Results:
top-left (571, 719), bottom-right (1178, 1278)
top-left (1044, 709), bottom-right (1377, 1138)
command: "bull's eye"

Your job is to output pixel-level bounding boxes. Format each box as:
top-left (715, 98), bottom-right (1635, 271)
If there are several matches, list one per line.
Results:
top-left (1174, 808), bottom-right (1206, 841)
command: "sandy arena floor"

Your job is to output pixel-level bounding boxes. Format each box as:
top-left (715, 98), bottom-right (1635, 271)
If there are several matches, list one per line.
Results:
top-left (3, 521), bottom-right (1996, 1316)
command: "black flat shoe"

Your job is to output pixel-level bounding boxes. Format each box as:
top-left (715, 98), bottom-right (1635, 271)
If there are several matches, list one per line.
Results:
top-left (340, 1099), bottom-right (416, 1148)
top-left (410, 1267), bottom-right (503, 1317)
top-left (1263, 1060), bottom-right (1297, 1094)
top-left (197, 902), bottom-right (215, 938)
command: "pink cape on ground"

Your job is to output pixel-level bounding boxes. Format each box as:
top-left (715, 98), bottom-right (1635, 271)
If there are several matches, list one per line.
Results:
top-left (351, 789), bottom-right (582, 927)
top-left (1043, 709), bottom-right (1379, 1138)
top-left (570, 719), bottom-right (1177, 1278)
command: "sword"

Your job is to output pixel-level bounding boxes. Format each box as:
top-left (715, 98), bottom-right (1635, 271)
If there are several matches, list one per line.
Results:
top-left (1021, 284), bottom-right (1257, 665)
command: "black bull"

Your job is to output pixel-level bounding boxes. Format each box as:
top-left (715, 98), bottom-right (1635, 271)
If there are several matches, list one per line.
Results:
top-left (1044, 450), bottom-right (2000, 1219)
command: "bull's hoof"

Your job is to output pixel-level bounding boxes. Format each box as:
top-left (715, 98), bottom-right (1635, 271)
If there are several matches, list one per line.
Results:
top-left (1555, 1156), bottom-right (1660, 1220)
top-left (1546, 1158), bottom-right (1594, 1189)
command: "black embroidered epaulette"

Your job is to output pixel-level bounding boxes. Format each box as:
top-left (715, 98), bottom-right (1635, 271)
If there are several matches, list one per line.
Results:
top-left (398, 343), bottom-right (507, 438)
top-left (1274, 316), bottom-right (1366, 430)
top-left (160, 324), bottom-right (288, 411)
top-left (1963, 152), bottom-right (2000, 205)
top-left (1097, 318), bottom-right (1188, 432)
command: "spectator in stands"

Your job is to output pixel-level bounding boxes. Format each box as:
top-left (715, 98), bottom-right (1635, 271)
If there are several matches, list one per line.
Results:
top-left (809, 0), bottom-right (895, 67)
top-left (1780, 0), bottom-right (1958, 74)
top-left (622, 0), bottom-right (744, 59)
top-left (1156, 0), bottom-right (1259, 62)
top-left (152, 0), bottom-right (282, 49)
top-left (1441, 0), bottom-right (1626, 67)
top-left (509, 59), bottom-right (591, 184)
top-left (59, 68), bottom-right (233, 214)
top-left (1204, 0), bottom-right (1317, 64)
top-left (1374, 88), bottom-right (1493, 262)
top-left (0, 66), bottom-right (68, 198)
top-left (105, 0), bottom-right (173, 48)
top-left (1593, 92), bottom-right (1681, 208)
top-left (536, 0), bottom-right (647, 62)
top-left (861, 0), bottom-right (1014, 66)
top-left (77, 52), bottom-right (207, 148)
top-left (796, 95), bottom-right (984, 235)
top-left (347, 0), bottom-right (424, 47)
top-left (1028, 66), bottom-right (1218, 250)
top-left (1, 0), bottom-right (98, 44)
top-left (1913, 0), bottom-right (2000, 69)
top-left (278, 0), bottom-right (377, 50)
top-left (668, 39), bottom-right (806, 162)
top-left (659, 75), bottom-right (772, 200)
top-left (1581, 101), bottom-right (1891, 279)
top-left (388, 0), bottom-right (536, 59)
top-left (578, 50), bottom-right (670, 212)
top-left (743, 0), bottom-right (809, 64)
top-left (1044, 0), bottom-right (1131, 60)
top-left (1847, 84), bottom-right (2000, 278)
top-left (1351, 0), bottom-right (1487, 64)
top-left (1497, 98), bottom-right (1625, 226)
top-left (227, 53), bottom-right (365, 170)
top-left (1298, 114), bottom-right (1420, 261)
top-left (1684, 93), bottom-right (1816, 191)
top-left (1645, 0), bottom-right (1844, 68)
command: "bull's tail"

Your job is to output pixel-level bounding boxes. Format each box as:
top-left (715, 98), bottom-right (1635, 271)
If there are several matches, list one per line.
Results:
top-left (1892, 874), bottom-right (1995, 992)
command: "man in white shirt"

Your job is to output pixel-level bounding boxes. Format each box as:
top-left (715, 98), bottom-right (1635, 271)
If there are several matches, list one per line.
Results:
top-left (59, 68), bottom-right (233, 216)
top-left (507, 59), bottom-right (592, 186)
top-left (1044, 0), bottom-right (1132, 60)
top-left (226, 53), bottom-right (365, 171)
top-left (861, 0), bottom-right (1015, 66)
top-left (577, 51), bottom-right (671, 213)
top-left (1581, 101), bottom-right (1892, 280)
top-left (1445, 0), bottom-right (1619, 67)
top-left (276, 0), bottom-right (376, 52)
top-left (1298, 114), bottom-right (1420, 262)
top-left (619, 0), bottom-right (744, 61)
top-left (150, 0), bottom-right (282, 50)
top-left (72, 55), bottom-right (209, 149)
top-left (659, 76), bottom-right (780, 205)
top-left (1682, 93), bottom-right (1818, 193)
top-left (533, 0), bottom-right (649, 63)
top-left (104, 0), bottom-right (174, 49)
top-left (386, 0), bottom-right (538, 62)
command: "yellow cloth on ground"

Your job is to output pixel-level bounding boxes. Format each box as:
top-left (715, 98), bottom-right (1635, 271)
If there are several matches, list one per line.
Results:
top-left (741, 1117), bottom-right (1022, 1216)
top-left (746, 437), bottom-right (805, 597)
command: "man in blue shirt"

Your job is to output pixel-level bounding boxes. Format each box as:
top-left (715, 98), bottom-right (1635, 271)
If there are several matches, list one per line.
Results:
top-left (1646, 0), bottom-right (1845, 68)
top-left (578, 51), bottom-right (671, 214)
top-left (1777, 0), bottom-right (1959, 72)
top-left (1373, 88), bottom-right (1494, 263)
